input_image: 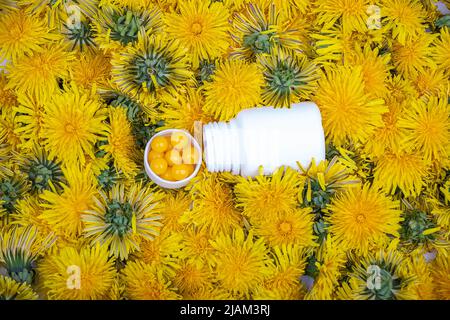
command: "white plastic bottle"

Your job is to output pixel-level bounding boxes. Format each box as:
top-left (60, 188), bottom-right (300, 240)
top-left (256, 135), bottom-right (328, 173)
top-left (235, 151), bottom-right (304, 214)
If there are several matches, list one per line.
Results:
top-left (202, 102), bottom-right (326, 177)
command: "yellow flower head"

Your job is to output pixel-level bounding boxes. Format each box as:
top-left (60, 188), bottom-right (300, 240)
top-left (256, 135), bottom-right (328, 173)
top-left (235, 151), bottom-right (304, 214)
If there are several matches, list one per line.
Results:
top-left (399, 95), bottom-right (450, 163)
top-left (159, 191), bottom-right (191, 234)
top-left (433, 27), bottom-right (450, 75)
top-left (6, 44), bottom-right (73, 100)
top-left (0, 274), bottom-right (38, 300)
top-left (13, 94), bottom-right (45, 150)
top-left (326, 184), bottom-right (403, 255)
top-left (39, 244), bottom-right (116, 300)
top-left (121, 260), bottom-right (180, 300)
top-left (431, 252), bottom-right (450, 299)
top-left (0, 10), bottom-right (60, 62)
top-left (314, 65), bottom-right (387, 146)
top-left (0, 72), bottom-right (17, 109)
top-left (70, 51), bottom-right (112, 90)
top-left (173, 260), bottom-right (213, 295)
top-left (210, 229), bottom-right (273, 297)
top-left (165, 0), bottom-right (230, 68)
top-left (41, 86), bottom-right (108, 165)
top-left (203, 59), bottom-right (263, 121)
top-left (82, 183), bottom-right (164, 260)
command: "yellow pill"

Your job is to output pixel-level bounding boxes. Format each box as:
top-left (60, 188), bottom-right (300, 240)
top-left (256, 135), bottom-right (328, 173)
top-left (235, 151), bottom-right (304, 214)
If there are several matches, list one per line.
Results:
top-left (182, 145), bottom-right (200, 165)
top-left (165, 149), bottom-right (183, 166)
top-left (150, 158), bottom-right (168, 175)
top-left (160, 169), bottom-right (175, 181)
top-left (148, 150), bottom-right (164, 162)
top-left (171, 164), bottom-right (194, 181)
top-left (170, 131), bottom-right (189, 150)
top-left (151, 136), bottom-right (170, 153)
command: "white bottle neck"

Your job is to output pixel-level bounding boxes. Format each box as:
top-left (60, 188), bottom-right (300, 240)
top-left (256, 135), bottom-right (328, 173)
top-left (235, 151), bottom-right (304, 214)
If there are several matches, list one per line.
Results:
top-left (203, 119), bottom-right (241, 174)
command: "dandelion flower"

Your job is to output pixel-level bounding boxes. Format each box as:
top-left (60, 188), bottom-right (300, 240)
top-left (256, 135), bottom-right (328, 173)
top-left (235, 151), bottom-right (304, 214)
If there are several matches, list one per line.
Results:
top-left (101, 107), bottom-right (138, 178)
top-left (314, 0), bottom-right (369, 34)
top-left (373, 151), bottom-right (428, 197)
top-left (258, 48), bottom-right (319, 107)
top-left (121, 260), bottom-right (180, 300)
top-left (0, 225), bottom-right (54, 284)
top-left (234, 167), bottom-right (300, 223)
top-left (0, 173), bottom-right (29, 217)
top-left (408, 252), bottom-right (436, 300)
top-left (314, 65), bottom-right (387, 146)
top-left (203, 60), bottom-right (263, 121)
top-left (158, 87), bottom-right (214, 134)
top-left (13, 94), bottom-right (45, 150)
top-left (6, 44), bottom-right (73, 100)
top-left (182, 227), bottom-right (216, 266)
top-left (410, 68), bottom-right (448, 97)
top-left (159, 191), bottom-right (191, 233)
top-left (326, 184), bottom-right (403, 255)
top-left (305, 237), bottom-right (347, 300)
top-left (431, 253), bottom-right (450, 299)
top-left (41, 86), bottom-right (108, 165)
top-left (39, 244), bottom-right (116, 300)
top-left (342, 249), bottom-right (417, 300)
top-left (433, 26), bottom-right (450, 74)
top-left (392, 32), bottom-right (436, 76)
top-left (210, 229), bottom-right (272, 298)
top-left (111, 32), bottom-right (192, 102)
top-left (398, 95), bottom-right (450, 163)
top-left (165, 0), bottom-right (230, 68)
top-left (254, 208), bottom-right (316, 248)
top-left (0, 275), bottom-right (38, 300)
top-left (186, 173), bottom-right (242, 236)
top-left (381, 0), bottom-right (425, 44)
top-left (231, 3), bottom-right (302, 60)
top-left (70, 51), bottom-right (112, 90)
top-left (173, 261), bottom-right (213, 295)
top-left (40, 164), bottom-right (97, 238)
top-left (63, 19), bottom-right (97, 52)
top-left (0, 10), bottom-right (60, 62)
top-left (0, 72), bottom-right (17, 109)
top-left (82, 183), bottom-right (164, 260)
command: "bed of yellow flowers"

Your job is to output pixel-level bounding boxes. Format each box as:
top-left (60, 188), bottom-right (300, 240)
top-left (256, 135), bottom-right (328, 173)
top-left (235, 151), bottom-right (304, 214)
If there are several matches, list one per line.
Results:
top-left (0, 0), bottom-right (449, 300)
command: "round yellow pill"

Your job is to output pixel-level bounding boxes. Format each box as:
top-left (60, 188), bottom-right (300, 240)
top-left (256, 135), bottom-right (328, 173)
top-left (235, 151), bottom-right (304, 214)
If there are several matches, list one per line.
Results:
top-left (182, 145), bottom-right (200, 165)
top-left (165, 149), bottom-right (183, 166)
top-left (151, 136), bottom-right (170, 153)
top-left (171, 164), bottom-right (194, 181)
top-left (148, 150), bottom-right (164, 162)
top-left (170, 131), bottom-right (189, 150)
top-left (160, 169), bottom-right (175, 181)
top-left (150, 158), bottom-right (168, 175)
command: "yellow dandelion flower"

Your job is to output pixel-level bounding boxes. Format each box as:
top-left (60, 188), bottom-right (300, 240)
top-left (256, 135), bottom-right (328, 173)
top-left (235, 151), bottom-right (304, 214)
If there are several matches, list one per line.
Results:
top-left (101, 107), bottom-right (138, 178)
top-left (314, 65), bottom-right (387, 146)
top-left (40, 164), bottom-right (97, 238)
top-left (311, 27), bottom-right (358, 64)
top-left (0, 109), bottom-right (22, 150)
top-left (173, 260), bottom-right (213, 295)
top-left (0, 275), bottom-right (38, 300)
top-left (0, 72), bottom-right (17, 109)
top-left (82, 183), bottom-right (164, 260)
top-left (254, 208), bottom-right (316, 248)
top-left (433, 26), bottom-right (450, 74)
top-left (6, 44), bottom-right (73, 100)
top-left (398, 95), bottom-right (450, 163)
top-left (13, 94), bottom-right (45, 150)
top-left (258, 48), bottom-right (319, 107)
top-left (203, 60), bottom-right (264, 121)
top-left (342, 249), bottom-right (417, 300)
top-left (111, 32), bottom-right (192, 103)
top-left (158, 87), bottom-right (215, 134)
top-left (121, 260), bottom-right (180, 300)
top-left (373, 151), bottom-right (428, 197)
top-left (347, 45), bottom-right (391, 98)
top-left (305, 237), bottom-right (347, 300)
top-left (210, 229), bottom-right (273, 298)
top-left (410, 67), bottom-right (448, 97)
top-left (159, 191), bottom-right (191, 234)
top-left (0, 225), bottom-right (54, 284)
top-left (381, 0), bottom-right (425, 44)
top-left (186, 172), bottom-right (242, 236)
top-left (326, 184), bottom-right (403, 255)
top-left (182, 227), bottom-right (216, 266)
top-left (408, 252), bottom-right (436, 300)
top-left (383, 74), bottom-right (418, 105)
top-left (0, 171), bottom-right (29, 217)
top-left (41, 86), bottom-right (108, 165)
top-left (0, 10), bottom-right (60, 62)
top-left (314, 0), bottom-right (369, 34)
top-left (234, 167), bottom-right (300, 223)
top-left (70, 51), bottom-right (112, 90)
top-left (135, 231), bottom-right (184, 278)
top-left (165, 0), bottom-right (230, 68)
top-left (39, 244), bottom-right (116, 300)
top-left (431, 253), bottom-right (450, 299)
top-left (392, 31), bottom-right (436, 76)
top-left (230, 3), bottom-right (303, 60)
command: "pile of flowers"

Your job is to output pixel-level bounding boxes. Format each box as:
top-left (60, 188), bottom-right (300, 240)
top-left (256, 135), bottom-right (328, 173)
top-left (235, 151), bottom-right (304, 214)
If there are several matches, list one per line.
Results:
top-left (0, 0), bottom-right (449, 300)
